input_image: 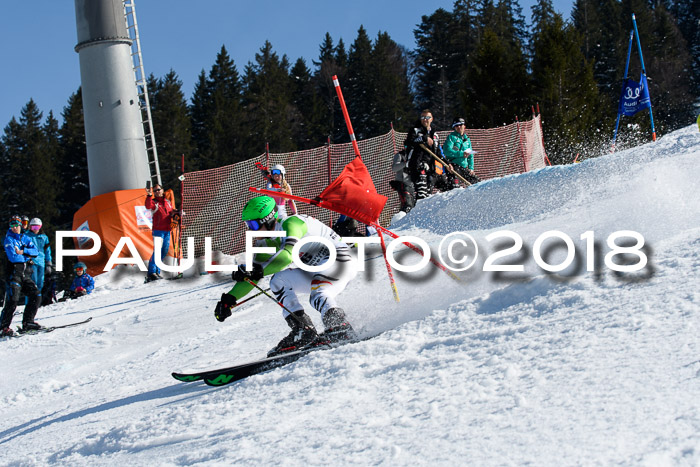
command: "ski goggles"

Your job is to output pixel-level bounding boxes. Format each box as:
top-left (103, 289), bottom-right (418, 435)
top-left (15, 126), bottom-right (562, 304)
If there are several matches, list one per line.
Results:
top-left (244, 211), bottom-right (276, 231)
top-left (245, 219), bottom-right (263, 231)
top-left (74, 267), bottom-right (84, 273)
top-left (9, 220), bottom-right (21, 227)
top-left (270, 169), bottom-right (283, 176)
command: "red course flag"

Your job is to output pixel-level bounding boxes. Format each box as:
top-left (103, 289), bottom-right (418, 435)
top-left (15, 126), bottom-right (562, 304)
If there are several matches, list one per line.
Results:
top-left (318, 156), bottom-right (387, 225)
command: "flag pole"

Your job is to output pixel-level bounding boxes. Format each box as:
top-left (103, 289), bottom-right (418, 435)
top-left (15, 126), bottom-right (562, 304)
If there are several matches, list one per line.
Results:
top-left (331, 75), bottom-right (398, 302)
top-left (632, 13), bottom-right (656, 141)
top-left (332, 75), bottom-right (362, 159)
top-left (612, 30), bottom-right (634, 153)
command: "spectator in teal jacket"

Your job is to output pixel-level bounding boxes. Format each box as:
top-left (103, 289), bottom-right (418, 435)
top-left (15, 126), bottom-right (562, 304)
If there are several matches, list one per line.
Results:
top-left (26, 218), bottom-right (52, 304)
top-left (442, 117), bottom-right (481, 185)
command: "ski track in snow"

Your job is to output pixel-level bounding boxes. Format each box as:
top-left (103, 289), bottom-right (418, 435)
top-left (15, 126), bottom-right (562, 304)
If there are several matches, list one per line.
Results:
top-left (0, 125), bottom-right (699, 465)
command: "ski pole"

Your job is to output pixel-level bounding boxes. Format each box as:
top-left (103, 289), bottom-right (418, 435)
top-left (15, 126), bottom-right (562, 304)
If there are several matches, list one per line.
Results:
top-left (420, 144), bottom-right (472, 186)
top-left (232, 287), bottom-right (270, 309)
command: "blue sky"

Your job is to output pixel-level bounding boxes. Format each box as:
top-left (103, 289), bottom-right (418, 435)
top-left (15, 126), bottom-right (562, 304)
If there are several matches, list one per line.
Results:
top-left (1, 0), bottom-right (574, 128)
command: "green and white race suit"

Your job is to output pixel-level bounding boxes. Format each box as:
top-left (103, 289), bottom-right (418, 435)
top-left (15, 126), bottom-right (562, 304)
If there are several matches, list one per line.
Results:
top-left (226, 214), bottom-right (357, 318)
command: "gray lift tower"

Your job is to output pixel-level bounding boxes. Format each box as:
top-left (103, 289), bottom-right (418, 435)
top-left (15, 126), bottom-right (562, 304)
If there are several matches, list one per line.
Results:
top-left (74, 0), bottom-right (154, 198)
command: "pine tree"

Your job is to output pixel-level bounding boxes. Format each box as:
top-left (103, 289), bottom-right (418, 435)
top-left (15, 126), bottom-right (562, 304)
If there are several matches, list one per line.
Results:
top-left (290, 57), bottom-right (327, 149)
top-left (572, 0), bottom-right (624, 102)
top-left (58, 88), bottom-right (89, 223)
top-left (38, 112), bottom-right (61, 225)
top-left (148, 70), bottom-right (192, 193)
top-left (189, 46), bottom-right (244, 169)
top-left (451, 0), bottom-right (482, 93)
top-left (0, 100), bottom-right (58, 223)
top-left (413, 8), bottom-right (459, 127)
top-left (346, 26), bottom-right (375, 139)
top-left (463, 0), bottom-right (531, 128)
top-left (531, 4), bottom-right (604, 162)
top-left (242, 41), bottom-right (297, 154)
top-left (0, 118), bottom-right (22, 222)
top-left (312, 33), bottom-right (347, 143)
top-left (189, 70), bottom-right (210, 170)
top-left (672, 0), bottom-right (700, 104)
top-left (368, 32), bottom-right (415, 135)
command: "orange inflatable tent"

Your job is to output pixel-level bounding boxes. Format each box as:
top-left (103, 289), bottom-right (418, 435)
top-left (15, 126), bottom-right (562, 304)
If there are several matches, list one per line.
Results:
top-left (71, 189), bottom-right (174, 276)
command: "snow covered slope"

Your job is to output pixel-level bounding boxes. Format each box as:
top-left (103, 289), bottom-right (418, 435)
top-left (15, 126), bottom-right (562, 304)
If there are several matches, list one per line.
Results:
top-left (1, 125), bottom-right (699, 465)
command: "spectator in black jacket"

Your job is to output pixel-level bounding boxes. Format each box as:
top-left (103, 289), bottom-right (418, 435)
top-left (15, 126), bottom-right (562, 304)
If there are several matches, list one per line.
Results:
top-left (403, 109), bottom-right (442, 200)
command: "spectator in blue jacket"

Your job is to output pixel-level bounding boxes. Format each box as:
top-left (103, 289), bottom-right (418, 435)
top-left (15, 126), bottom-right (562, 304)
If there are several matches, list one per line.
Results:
top-left (59, 262), bottom-right (95, 301)
top-left (26, 218), bottom-right (52, 304)
top-left (0, 217), bottom-right (41, 337)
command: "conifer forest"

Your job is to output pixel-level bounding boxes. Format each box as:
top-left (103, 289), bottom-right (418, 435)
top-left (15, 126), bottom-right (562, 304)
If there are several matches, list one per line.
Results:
top-left (1, 0), bottom-right (698, 236)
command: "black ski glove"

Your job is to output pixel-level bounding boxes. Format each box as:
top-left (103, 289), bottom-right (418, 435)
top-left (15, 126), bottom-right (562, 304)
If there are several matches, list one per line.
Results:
top-left (214, 293), bottom-right (237, 322)
top-left (45, 262), bottom-right (53, 275)
top-left (231, 263), bottom-right (264, 283)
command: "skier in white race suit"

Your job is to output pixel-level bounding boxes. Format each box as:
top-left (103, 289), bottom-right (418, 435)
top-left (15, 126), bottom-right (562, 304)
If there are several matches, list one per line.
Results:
top-left (213, 196), bottom-right (358, 357)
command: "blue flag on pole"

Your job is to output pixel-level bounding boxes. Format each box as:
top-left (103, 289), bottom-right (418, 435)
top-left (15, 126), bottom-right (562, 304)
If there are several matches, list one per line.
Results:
top-left (618, 74), bottom-right (651, 116)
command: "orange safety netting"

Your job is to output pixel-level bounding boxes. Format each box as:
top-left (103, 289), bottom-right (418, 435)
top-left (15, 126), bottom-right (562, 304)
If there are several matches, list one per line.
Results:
top-left (181, 116), bottom-right (546, 257)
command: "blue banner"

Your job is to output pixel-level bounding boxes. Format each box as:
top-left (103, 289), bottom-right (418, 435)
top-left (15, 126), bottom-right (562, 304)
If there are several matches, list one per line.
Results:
top-left (618, 74), bottom-right (651, 116)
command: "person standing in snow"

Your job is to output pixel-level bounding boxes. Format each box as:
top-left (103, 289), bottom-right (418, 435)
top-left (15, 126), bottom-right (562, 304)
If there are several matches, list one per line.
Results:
top-left (145, 183), bottom-right (177, 282)
top-left (213, 196), bottom-right (358, 357)
top-left (20, 215), bottom-right (29, 234)
top-left (442, 117), bottom-right (481, 186)
top-left (404, 110), bottom-right (444, 200)
top-left (389, 149), bottom-right (416, 213)
top-left (25, 218), bottom-right (52, 305)
top-left (263, 164), bottom-right (297, 220)
top-left (0, 217), bottom-right (41, 337)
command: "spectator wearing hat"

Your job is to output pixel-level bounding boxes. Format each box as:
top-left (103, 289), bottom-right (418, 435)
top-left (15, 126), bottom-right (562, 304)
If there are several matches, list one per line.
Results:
top-left (442, 117), bottom-right (481, 185)
top-left (0, 217), bottom-right (41, 337)
top-left (59, 262), bottom-right (94, 301)
top-left (145, 183), bottom-right (177, 282)
top-left (25, 218), bottom-right (52, 304)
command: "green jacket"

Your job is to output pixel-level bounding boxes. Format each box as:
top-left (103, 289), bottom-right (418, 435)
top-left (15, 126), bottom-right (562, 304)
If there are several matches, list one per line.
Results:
top-left (442, 131), bottom-right (474, 170)
top-left (226, 214), bottom-right (345, 300)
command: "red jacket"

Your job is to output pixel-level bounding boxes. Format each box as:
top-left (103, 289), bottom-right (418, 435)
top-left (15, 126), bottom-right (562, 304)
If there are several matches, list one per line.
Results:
top-left (145, 195), bottom-right (175, 231)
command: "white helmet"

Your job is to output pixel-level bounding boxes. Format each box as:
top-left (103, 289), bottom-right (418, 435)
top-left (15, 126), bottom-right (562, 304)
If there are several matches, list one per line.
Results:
top-left (29, 217), bottom-right (42, 227)
top-left (271, 164), bottom-right (286, 176)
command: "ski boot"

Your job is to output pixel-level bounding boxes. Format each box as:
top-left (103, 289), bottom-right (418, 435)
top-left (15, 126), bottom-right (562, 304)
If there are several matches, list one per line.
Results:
top-left (321, 307), bottom-right (356, 343)
top-left (1, 327), bottom-right (14, 338)
top-left (145, 273), bottom-right (163, 283)
top-left (18, 322), bottom-right (44, 333)
top-left (267, 311), bottom-right (319, 357)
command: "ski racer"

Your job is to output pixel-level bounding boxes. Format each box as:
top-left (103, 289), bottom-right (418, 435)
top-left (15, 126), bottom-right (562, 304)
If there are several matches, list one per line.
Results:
top-left (213, 196), bottom-right (357, 357)
top-left (0, 216), bottom-right (41, 336)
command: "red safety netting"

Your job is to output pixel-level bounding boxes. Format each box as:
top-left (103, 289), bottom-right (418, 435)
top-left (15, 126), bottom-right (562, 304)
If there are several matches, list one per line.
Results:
top-left (181, 115), bottom-right (546, 257)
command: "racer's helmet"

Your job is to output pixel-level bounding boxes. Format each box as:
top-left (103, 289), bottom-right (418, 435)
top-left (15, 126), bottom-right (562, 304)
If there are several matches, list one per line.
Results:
top-left (241, 196), bottom-right (278, 231)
